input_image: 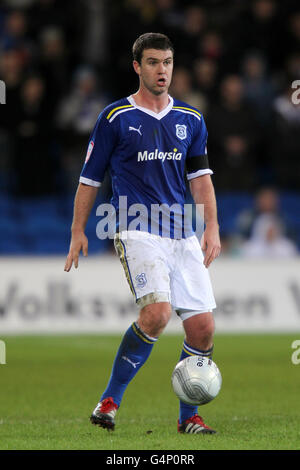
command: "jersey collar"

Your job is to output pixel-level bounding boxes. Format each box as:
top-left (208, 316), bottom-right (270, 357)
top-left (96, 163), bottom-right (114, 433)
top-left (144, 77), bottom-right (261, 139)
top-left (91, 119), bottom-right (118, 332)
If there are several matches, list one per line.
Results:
top-left (127, 95), bottom-right (174, 120)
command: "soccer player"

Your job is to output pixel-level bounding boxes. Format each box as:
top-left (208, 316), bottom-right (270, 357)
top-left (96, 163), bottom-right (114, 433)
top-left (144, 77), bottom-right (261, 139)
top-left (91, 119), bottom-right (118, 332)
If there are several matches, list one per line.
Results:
top-left (64, 33), bottom-right (221, 434)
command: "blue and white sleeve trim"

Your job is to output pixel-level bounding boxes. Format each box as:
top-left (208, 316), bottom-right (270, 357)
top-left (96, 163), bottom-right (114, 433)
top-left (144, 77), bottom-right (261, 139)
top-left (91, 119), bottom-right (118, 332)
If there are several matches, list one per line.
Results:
top-left (79, 176), bottom-right (102, 187)
top-left (186, 169), bottom-right (213, 181)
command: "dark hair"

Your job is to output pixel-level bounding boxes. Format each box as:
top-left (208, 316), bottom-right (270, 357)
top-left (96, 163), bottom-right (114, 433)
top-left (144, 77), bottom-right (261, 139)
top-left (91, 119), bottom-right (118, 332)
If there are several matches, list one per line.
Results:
top-left (132, 33), bottom-right (174, 64)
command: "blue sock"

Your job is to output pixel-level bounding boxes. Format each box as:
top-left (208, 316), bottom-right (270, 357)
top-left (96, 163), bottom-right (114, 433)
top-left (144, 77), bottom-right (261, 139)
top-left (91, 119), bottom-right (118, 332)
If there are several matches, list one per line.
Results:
top-left (179, 341), bottom-right (214, 424)
top-left (101, 322), bottom-right (157, 407)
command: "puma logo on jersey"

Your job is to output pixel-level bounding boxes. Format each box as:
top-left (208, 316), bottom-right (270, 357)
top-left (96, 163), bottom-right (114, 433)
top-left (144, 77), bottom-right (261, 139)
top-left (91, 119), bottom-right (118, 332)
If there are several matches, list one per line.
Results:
top-left (122, 356), bottom-right (140, 369)
top-left (129, 125), bottom-right (142, 136)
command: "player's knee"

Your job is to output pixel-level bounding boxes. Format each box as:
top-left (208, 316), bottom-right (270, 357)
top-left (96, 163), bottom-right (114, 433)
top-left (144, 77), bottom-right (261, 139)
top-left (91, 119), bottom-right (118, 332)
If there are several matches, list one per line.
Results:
top-left (199, 323), bottom-right (214, 347)
top-left (184, 313), bottom-right (215, 349)
top-left (155, 305), bottom-right (172, 330)
top-left (138, 302), bottom-right (171, 338)
top-left (201, 317), bottom-right (215, 338)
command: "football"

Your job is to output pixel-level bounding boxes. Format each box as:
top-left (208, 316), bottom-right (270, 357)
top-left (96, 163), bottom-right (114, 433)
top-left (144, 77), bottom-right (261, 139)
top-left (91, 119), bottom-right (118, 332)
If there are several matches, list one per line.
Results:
top-left (171, 356), bottom-right (222, 406)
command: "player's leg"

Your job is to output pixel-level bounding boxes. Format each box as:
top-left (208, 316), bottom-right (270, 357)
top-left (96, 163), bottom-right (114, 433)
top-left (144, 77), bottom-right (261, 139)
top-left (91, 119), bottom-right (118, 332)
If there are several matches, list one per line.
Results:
top-left (183, 311), bottom-right (215, 352)
top-left (137, 300), bottom-right (172, 337)
top-left (90, 300), bottom-right (171, 430)
top-left (90, 231), bottom-right (172, 430)
top-left (99, 300), bottom-right (171, 406)
top-left (177, 311), bottom-right (216, 433)
top-left (172, 236), bottom-right (217, 433)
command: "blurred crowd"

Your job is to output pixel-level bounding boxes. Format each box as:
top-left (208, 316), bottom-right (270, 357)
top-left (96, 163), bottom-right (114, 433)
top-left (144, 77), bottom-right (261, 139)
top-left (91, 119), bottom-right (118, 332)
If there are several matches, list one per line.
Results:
top-left (0, 0), bottom-right (299, 196)
top-left (0, 0), bottom-right (299, 256)
top-left (221, 186), bottom-right (300, 257)
top-left (0, 0), bottom-right (110, 195)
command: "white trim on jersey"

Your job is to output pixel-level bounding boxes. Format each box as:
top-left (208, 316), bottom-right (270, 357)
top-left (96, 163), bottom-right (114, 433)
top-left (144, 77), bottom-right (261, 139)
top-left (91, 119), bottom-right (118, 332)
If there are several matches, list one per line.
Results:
top-left (79, 176), bottom-right (101, 187)
top-left (186, 169), bottom-right (213, 180)
top-left (172, 108), bottom-right (201, 121)
top-left (127, 95), bottom-right (174, 120)
top-left (108, 107), bottom-right (136, 123)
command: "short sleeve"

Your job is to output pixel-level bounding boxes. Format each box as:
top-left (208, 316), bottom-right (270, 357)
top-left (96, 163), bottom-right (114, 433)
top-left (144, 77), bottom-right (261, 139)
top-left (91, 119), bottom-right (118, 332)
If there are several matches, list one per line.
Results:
top-left (79, 110), bottom-right (117, 187)
top-left (186, 116), bottom-right (213, 181)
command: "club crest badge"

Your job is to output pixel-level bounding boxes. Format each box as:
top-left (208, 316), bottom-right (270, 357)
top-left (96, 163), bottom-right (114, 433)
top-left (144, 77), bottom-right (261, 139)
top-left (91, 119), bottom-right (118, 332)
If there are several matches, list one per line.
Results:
top-left (135, 272), bottom-right (147, 288)
top-left (175, 124), bottom-right (187, 140)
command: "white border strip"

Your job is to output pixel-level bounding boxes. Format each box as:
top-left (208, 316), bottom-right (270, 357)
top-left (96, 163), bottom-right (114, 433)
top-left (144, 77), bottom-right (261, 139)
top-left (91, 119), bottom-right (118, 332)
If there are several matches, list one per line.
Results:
top-left (172, 108), bottom-right (201, 121)
top-left (127, 95), bottom-right (174, 120)
top-left (79, 176), bottom-right (101, 187)
top-left (109, 107), bottom-right (135, 123)
top-left (187, 169), bottom-right (213, 180)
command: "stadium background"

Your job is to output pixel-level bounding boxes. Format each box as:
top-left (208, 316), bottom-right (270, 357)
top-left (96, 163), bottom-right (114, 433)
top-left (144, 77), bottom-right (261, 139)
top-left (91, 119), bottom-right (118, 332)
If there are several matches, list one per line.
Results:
top-left (0, 0), bottom-right (299, 335)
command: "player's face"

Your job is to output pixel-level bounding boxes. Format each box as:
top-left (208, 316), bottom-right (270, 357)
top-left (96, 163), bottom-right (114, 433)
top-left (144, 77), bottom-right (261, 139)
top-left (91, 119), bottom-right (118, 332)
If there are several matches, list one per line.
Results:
top-left (134, 49), bottom-right (174, 96)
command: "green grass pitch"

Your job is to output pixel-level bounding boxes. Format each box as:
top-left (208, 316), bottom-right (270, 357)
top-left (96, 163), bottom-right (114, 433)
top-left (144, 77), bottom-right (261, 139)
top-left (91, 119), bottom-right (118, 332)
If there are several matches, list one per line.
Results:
top-left (0, 333), bottom-right (299, 450)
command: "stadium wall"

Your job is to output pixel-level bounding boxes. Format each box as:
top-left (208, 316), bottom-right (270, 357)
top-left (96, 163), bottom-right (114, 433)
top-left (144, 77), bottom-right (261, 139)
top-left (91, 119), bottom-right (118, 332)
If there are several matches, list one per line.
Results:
top-left (1, 256), bottom-right (300, 334)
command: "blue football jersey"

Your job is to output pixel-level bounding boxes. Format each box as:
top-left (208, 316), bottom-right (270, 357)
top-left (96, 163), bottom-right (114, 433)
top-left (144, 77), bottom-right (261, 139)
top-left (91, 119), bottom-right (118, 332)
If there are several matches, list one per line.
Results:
top-left (80, 95), bottom-right (213, 238)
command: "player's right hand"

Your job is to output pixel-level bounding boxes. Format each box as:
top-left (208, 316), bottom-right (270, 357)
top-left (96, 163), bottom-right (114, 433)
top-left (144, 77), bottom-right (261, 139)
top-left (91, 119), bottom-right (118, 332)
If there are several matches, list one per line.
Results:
top-left (64, 232), bottom-right (88, 272)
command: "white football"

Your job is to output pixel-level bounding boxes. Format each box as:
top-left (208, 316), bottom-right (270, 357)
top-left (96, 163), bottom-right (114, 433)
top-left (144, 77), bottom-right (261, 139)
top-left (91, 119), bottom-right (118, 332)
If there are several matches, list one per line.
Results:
top-left (171, 356), bottom-right (222, 406)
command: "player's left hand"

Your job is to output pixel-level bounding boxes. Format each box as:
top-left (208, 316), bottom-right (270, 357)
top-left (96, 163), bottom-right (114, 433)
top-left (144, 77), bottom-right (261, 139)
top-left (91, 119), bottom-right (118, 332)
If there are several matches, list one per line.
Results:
top-left (201, 223), bottom-right (221, 268)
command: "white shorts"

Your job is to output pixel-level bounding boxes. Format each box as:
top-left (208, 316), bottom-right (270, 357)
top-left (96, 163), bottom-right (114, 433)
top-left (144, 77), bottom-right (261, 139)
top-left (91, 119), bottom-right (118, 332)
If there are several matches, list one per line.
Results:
top-left (114, 231), bottom-right (216, 320)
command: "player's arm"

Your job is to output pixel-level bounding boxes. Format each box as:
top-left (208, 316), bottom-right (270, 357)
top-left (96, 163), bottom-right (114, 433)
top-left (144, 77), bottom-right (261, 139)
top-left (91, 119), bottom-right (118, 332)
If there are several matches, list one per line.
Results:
top-left (64, 105), bottom-right (117, 271)
top-left (189, 174), bottom-right (221, 268)
top-left (64, 183), bottom-right (99, 271)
